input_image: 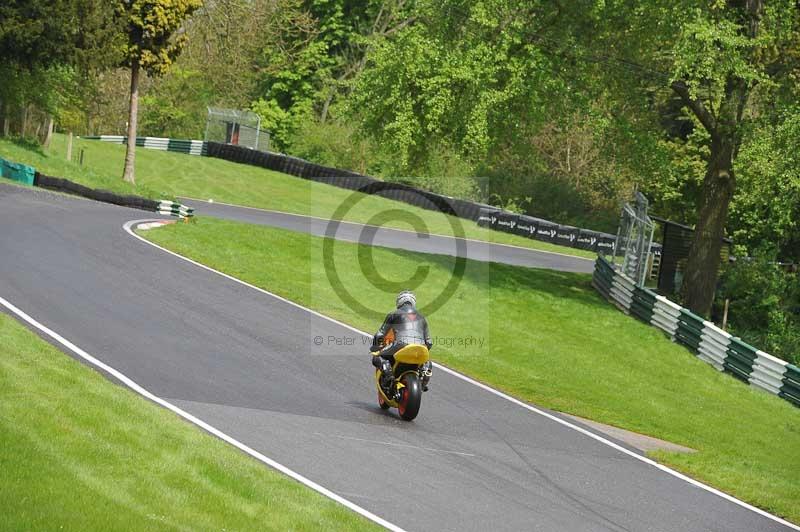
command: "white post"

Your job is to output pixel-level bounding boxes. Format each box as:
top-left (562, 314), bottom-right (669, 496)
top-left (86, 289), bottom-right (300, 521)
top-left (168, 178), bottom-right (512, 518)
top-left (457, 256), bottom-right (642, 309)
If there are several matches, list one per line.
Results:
top-left (254, 115), bottom-right (261, 151)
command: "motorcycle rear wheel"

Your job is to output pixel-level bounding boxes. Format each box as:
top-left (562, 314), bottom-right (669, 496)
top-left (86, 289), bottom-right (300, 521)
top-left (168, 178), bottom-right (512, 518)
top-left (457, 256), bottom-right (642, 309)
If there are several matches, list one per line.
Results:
top-left (397, 373), bottom-right (422, 421)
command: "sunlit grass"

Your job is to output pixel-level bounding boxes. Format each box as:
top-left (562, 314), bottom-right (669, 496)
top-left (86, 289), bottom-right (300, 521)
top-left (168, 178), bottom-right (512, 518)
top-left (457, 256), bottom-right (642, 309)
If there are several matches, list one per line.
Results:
top-left (0, 313), bottom-right (378, 531)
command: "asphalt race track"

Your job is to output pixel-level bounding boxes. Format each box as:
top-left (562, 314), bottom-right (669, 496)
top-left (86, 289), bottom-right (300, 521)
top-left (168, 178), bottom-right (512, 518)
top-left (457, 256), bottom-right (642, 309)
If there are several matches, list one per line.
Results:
top-left (178, 197), bottom-right (595, 274)
top-left (0, 184), bottom-right (794, 532)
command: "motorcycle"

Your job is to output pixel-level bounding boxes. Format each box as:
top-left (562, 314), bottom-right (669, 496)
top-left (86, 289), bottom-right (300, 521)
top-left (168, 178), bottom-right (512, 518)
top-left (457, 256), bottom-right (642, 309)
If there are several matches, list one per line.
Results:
top-left (373, 343), bottom-right (430, 421)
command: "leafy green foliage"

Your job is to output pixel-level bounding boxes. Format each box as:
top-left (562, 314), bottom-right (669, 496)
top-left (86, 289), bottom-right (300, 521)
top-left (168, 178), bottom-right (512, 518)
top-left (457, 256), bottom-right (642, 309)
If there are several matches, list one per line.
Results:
top-left (288, 118), bottom-right (376, 174)
top-left (116, 0), bottom-right (203, 76)
top-left (0, 0), bottom-right (120, 71)
top-left (349, 0), bottom-right (558, 171)
top-left (719, 251), bottom-right (800, 364)
top-left (0, 1), bottom-right (120, 139)
top-left (731, 109), bottom-right (800, 262)
top-left (140, 68), bottom-right (213, 138)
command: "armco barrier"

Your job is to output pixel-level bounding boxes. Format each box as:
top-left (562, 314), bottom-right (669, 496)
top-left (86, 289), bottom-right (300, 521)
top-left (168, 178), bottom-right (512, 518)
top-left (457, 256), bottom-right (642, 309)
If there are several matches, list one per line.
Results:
top-left (780, 365), bottom-right (800, 406)
top-left (157, 201), bottom-right (195, 219)
top-left (81, 135), bottom-right (208, 156)
top-left (592, 256), bottom-right (797, 407)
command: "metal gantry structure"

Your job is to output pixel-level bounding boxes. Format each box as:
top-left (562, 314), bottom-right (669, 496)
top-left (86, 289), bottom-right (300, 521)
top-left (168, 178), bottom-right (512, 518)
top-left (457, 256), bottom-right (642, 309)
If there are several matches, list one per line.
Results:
top-left (612, 191), bottom-right (655, 287)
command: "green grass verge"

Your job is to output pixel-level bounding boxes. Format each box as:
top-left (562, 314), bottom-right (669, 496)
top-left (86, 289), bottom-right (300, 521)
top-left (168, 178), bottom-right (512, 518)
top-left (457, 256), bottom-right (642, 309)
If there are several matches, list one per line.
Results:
top-left (142, 217), bottom-right (800, 524)
top-left (0, 134), bottom-right (595, 259)
top-left (0, 312), bottom-right (378, 531)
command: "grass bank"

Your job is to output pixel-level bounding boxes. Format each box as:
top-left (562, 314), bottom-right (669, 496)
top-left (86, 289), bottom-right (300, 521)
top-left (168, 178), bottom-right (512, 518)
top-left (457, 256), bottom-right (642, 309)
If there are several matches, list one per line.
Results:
top-left (143, 217), bottom-right (800, 524)
top-left (0, 134), bottom-right (595, 259)
top-left (0, 312), bottom-right (378, 531)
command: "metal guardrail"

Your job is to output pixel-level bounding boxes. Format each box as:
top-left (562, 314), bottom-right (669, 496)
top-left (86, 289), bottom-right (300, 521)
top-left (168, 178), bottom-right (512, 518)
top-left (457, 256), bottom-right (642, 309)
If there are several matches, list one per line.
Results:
top-left (157, 201), bottom-right (194, 219)
top-left (81, 136), bottom-right (207, 156)
top-left (592, 256), bottom-right (800, 407)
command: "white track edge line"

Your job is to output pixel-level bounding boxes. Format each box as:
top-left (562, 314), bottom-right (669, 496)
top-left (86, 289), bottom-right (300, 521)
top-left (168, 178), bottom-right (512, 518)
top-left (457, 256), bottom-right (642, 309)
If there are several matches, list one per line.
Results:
top-left (0, 292), bottom-right (404, 532)
top-left (177, 196), bottom-right (594, 262)
top-left (125, 219), bottom-right (799, 531)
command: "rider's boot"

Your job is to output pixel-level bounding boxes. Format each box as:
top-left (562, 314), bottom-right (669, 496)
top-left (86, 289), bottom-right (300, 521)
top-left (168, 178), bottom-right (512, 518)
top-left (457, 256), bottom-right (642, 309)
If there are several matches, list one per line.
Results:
top-left (379, 358), bottom-right (394, 390)
top-left (421, 361), bottom-right (432, 391)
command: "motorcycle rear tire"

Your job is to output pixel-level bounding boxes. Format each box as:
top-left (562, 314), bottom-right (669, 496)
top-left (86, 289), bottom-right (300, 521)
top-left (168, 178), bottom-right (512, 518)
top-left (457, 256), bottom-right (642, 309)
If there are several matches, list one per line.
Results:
top-left (397, 374), bottom-right (422, 421)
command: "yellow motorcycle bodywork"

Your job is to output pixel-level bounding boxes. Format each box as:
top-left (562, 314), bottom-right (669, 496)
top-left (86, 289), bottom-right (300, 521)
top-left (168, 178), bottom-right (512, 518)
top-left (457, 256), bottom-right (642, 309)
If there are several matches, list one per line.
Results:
top-left (373, 344), bottom-right (430, 408)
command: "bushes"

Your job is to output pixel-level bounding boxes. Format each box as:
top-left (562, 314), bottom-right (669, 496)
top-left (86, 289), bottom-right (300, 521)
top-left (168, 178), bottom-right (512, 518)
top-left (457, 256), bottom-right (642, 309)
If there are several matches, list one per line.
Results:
top-left (287, 119), bottom-right (374, 175)
top-left (718, 251), bottom-right (800, 364)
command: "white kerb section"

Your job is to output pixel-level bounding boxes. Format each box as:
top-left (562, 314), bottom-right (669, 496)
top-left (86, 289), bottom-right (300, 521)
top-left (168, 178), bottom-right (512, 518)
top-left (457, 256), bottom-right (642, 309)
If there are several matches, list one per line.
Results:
top-left (697, 321), bottom-right (732, 371)
top-left (99, 135), bottom-right (125, 144)
top-left (651, 295), bottom-right (680, 338)
top-left (144, 137), bottom-right (170, 150)
top-left (189, 140), bottom-right (204, 156)
top-left (609, 270), bottom-right (634, 313)
top-left (749, 351), bottom-right (789, 395)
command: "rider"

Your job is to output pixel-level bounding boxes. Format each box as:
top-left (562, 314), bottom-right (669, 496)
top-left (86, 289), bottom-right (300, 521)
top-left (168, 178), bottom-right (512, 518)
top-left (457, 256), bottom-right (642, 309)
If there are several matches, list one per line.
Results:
top-left (371, 290), bottom-right (433, 392)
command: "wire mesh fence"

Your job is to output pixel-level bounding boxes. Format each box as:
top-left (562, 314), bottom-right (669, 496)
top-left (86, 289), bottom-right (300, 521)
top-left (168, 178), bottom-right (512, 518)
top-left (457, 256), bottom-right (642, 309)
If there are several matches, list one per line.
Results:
top-left (204, 107), bottom-right (268, 151)
top-left (612, 191), bottom-right (655, 286)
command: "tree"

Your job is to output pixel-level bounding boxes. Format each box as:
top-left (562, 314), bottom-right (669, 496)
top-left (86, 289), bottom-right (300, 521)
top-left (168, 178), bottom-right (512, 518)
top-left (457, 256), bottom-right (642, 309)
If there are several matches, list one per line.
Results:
top-left (0, 0), bottom-right (119, 138)
top-left (117, 0), bottom-right (202, 184)
top-left (350, 0), bottom-right (800, 316)
top-left (580, 0), bottom-right (800, 315)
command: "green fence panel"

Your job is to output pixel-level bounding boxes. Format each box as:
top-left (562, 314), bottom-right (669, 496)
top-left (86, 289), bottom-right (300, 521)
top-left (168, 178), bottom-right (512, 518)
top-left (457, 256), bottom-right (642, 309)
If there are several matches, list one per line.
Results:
top-left (780, 365), bottom-right (800, 407)
top-left (594, 269), bottom-right (614, 289)
top-left (723, 338), bottom-right (757, 381)
top-left (675, 331), bottom-right (701, 351)
top-left (633, 290), bottom-right (657, 306)
top-left (630, 288), bottom-right (655, 323)
top-left (593, 277), bottom-right (612, 296)
top-left (596, 256), bottom-right (615, 274)
top-left (727, 338), bottom-right (758, 361)
top-left (630, 301), bottom-right (654, 323)
top-left (167, 139), bottom-right (192, 153)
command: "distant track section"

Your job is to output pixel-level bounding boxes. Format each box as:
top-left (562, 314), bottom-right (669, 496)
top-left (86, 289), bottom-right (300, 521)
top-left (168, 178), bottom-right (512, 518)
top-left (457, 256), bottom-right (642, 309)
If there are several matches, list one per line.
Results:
top-left (178, 197), bottom-right (595, 273)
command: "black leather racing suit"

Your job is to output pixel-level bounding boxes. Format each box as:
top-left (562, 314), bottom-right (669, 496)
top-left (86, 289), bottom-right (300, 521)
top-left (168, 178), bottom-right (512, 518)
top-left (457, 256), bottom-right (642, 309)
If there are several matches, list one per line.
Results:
top-left (371, 303), bottom-right (433, 389)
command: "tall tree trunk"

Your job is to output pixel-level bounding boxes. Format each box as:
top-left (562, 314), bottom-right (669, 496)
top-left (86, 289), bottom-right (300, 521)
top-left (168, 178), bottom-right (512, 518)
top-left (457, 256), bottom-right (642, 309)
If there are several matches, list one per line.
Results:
top-left (320, 89), bottom-right (334, 124)
top-left (20, 104), bottom-right (29, 137)
top-left (122, 62), bottom-right (140, 184)
top-left (681, 139), bottom-right (735, 316)
top-left (43, 115), bottom-right (54, 149)
top-left (2, 99), bottom-right (10, 136)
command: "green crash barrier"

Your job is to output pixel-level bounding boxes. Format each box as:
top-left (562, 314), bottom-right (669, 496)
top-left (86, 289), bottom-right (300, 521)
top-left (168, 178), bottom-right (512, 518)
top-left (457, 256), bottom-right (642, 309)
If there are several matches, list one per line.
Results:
top-left (724, 338), bottom-right (758, 381)
top-left (780, 366), bottom-right (800, 406)
top-left (593, 256), bottom-right (798, 408)
top-left (0, 158), bottom-right (35, 186)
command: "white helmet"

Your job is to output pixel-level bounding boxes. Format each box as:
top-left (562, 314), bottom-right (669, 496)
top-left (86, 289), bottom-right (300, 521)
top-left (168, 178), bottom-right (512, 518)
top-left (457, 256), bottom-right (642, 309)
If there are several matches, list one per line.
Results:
top-left (396, 290), bottom-right (416, 308)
